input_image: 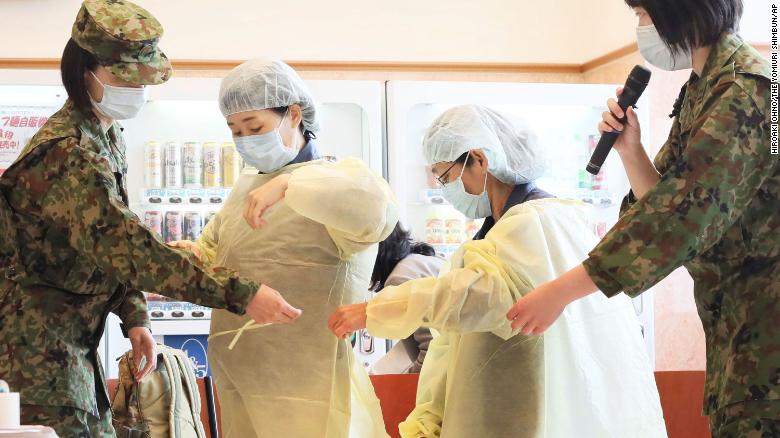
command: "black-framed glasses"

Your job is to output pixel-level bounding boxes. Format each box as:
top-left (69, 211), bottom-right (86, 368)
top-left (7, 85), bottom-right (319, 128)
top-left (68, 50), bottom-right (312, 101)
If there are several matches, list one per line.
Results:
top-left (435, 161), bottom-right (460, 187)
top-left (435, 151), bottom-right (470, 187)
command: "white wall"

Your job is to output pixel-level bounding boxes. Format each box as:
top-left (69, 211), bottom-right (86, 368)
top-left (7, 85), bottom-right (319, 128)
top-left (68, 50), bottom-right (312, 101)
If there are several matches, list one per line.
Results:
top-left (740, 0), bottom-right (773, 43)
top-left (0, 0), bottom-right (637, 64)
top-left (0, 1), bottom-right (770, 66)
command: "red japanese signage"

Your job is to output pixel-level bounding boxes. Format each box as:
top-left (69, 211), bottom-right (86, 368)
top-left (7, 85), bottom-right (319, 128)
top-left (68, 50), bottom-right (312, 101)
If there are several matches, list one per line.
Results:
top-left (0, 107), bottom-right (56, 176)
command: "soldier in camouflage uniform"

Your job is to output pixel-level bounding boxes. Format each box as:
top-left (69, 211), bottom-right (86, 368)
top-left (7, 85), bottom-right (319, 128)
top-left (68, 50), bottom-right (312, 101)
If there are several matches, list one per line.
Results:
top-left (0, 1), bottom-right (300, 437)
top-left (506, 1), bottom-right (778, 436)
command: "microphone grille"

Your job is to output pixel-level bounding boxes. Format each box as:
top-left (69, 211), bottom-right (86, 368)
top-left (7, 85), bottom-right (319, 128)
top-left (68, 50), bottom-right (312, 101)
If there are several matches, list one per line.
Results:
top-left (630, 65), bottom-right (652, 86)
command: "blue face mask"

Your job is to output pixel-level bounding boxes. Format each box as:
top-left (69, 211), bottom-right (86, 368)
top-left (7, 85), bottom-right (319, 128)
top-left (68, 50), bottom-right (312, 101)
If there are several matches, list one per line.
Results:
top-left (441, 152), bottom-right (492, 219)
top-left (233, 110), bottom-right (297, 173)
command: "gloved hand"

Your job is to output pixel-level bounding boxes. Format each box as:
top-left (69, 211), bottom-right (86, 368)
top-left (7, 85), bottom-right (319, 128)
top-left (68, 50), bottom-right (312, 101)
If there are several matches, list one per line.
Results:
top-left (328, 303), bottom-right (368, 339)
top-left (244, 174), bottom-right (291, 229)
top-left (128, 327), bottom-right (156, 381)
top-left (246, 284), bottom-right (303, 324)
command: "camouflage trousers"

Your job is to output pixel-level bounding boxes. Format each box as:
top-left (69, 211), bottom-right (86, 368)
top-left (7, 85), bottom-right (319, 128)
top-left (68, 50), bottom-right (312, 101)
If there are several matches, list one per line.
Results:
top-left (21, 404), bottom-right (115, 438)
top-left (710, 401), bottom-right (780, 438)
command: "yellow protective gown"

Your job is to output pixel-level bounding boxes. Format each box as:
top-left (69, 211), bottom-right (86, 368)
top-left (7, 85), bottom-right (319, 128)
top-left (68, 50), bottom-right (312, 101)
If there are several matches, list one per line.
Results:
top-left (367, 199), bottom-right (667, 438)
top-left (196, 158), bottom-right (396, 438)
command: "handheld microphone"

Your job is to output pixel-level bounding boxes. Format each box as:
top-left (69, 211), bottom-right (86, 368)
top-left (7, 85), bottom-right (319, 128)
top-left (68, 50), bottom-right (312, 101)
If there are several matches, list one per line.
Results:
top-left (586, 65), bottom-right (652, 175)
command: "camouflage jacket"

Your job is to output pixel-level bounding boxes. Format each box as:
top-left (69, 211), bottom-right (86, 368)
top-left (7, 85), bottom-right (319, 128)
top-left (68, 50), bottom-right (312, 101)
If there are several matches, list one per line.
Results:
top-left (0, 100), bottom-right (258, 416)
top-left (584, 34), bottom-right (777, 415)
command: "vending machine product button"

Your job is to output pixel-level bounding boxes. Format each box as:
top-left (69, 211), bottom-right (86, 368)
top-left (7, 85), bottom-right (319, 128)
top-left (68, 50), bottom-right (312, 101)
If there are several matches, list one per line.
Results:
top-left (191, 311), bottom-right (205, 318)
top-left (171, 311), bottom-right (185, 318)
top-left (150, 311), bottom-right (164, 318)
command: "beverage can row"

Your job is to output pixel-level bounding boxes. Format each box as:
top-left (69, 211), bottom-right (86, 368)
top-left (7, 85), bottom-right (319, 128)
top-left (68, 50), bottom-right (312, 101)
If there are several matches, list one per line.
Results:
top-left (145, 141), bottom-right (243, 189)
top-left (143, 210), bottom-right (217, 243)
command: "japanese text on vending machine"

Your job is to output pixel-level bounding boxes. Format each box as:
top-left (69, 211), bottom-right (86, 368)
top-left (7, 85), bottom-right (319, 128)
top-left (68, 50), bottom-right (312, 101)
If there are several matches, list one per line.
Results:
top-left (0, 108), bottom-right (52, 176)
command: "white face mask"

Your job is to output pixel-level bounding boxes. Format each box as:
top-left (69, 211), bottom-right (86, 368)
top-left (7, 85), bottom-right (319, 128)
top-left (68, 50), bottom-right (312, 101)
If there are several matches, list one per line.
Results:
top-left (440, 151), bottom-right (492, 220)
top-left (636, 25), bottom-right (692, 71)
top-left (233, 110), bottom-right (297, 173)
top-left (88, 71), bottom-right (147, 120)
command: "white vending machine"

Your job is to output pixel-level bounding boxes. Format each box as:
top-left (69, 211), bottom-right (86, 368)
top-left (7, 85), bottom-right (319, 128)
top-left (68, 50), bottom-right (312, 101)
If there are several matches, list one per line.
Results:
top-left (0, 69), bottom-right (390, 378)
top-left (385, 80), bottom-right (656, 366)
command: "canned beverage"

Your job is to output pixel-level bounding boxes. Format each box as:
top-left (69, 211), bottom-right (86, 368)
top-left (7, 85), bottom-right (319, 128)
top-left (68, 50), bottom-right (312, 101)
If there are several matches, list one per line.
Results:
top-left (183, 212), bottom-right (203, 240)
top-left (164, 211), bottom-right (183, 243)
top-left (165, 142), bottom-right (183, 188)
top-left (445, 218), bottom-right (463, 244)
top-left (143, 210), bottom-right (163, 236)
top-left (203, 142), bottom-right (222, 188)
top-left (182, 142), bottom-right (203, 188)
top-left (588, 134), bottom-right (607, 190)
top-left (221, 142), bottom-right (241, 188)
top-left (596, 222), bottom-right (608, 238)
top-left (144, 141), bottom-right (164, 188)
top-left (204, 212), bottom-right (217, 227)
top-left (465, 220), bottom-right (481, 239)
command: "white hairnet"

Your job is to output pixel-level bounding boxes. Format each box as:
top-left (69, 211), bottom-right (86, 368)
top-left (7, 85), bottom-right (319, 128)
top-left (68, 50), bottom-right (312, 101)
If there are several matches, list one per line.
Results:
top-left (219, 58), bottom-right (320, 133)
top-left (422, 105), bottom-right (545, 184)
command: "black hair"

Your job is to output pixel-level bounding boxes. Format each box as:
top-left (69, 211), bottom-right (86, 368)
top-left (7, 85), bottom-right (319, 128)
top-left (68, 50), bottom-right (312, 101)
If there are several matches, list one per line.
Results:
top-left (370, 223), bottom-right (436, 291)
top-left (270, 106), bottom-right (316, 143)
top-left (453, 150), bottom-right (474, 167)
top-left (60, 38), bottom-right (98, 114)
top-left (625, 0), bottom-right (743, 54)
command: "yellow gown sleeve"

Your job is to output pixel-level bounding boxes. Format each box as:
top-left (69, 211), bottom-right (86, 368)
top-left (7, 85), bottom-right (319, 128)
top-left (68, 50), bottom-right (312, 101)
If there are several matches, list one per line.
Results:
top-left (366, 207), bottom-right (537, 341)
top-left (195, 213), bottom-right (221, 266)
top-left (284, 158), bottom-right (399, 259)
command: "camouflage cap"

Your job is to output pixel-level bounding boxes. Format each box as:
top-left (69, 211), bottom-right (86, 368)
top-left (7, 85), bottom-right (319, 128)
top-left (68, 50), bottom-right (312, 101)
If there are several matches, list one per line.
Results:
top-left (71, 0), bottom-right (172, 85)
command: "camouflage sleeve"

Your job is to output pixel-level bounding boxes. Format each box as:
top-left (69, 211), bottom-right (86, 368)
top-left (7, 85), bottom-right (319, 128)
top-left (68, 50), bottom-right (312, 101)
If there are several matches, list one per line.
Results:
top-left (619, 117), bottom-right (683, 216)
top-left (40, 142), bottom-right (258, 314)
top-left (112, 289), bottom-right (151, 335)
top-left (584, 81), bottom-right (772, 297)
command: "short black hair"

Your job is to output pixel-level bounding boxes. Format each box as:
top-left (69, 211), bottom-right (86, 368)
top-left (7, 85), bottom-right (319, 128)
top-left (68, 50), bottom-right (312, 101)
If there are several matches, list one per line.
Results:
top-left (370, 223), bottom-right (436, 291)
top-left (269, 106), bottom-right (316, 143)
top-left (625, 0), bottom-right (743, 54)
top-left (453, 150), bottom-right (475, 167)
top-left (60, 38), bottom-right (98, 114)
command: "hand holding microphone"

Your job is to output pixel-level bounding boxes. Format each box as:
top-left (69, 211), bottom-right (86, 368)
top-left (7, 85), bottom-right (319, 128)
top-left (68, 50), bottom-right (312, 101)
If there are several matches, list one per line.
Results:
top-left (599, 88), bottom-right (643, 154)
top-left (587, 65), bottom-right (651, 175)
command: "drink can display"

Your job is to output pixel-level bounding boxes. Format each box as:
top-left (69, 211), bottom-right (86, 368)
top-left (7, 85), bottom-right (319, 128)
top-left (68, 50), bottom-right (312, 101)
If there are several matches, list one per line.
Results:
top-left (144, 141), bottom-right (164, 188)
top-left (165, 142), bottom-right (183, 188)
top-left (164, 211), bottom-right (183, 243)
top-left (221, 142), bottom-right (241, 188)
top-left (182, 142), bottom-right (203, 188)
top-left (588, 135), bottom-right (606, 190)
top-left (465, 220), bottom-right (481, 239)
top-left (183, 212), bottom-right (203, 240)
top-left (143, 210), bottom-right (163, 236)
top-left (426, 213), bottom-right (445, 245)
top-left (203, 142), bottom-right (222, 188)
top-left (445, 218), bottom-right (463, 244)
top-left (577, 167), bottom-right (592, 189)
top-left (204, 211), bottom-right (217, 227)
top-left (596, 222), bottom-right (608, 238)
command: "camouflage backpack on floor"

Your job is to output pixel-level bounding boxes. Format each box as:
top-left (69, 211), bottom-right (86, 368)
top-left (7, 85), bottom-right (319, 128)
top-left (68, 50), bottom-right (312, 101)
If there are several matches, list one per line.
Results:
top-left (112, 344), bottom-right (206, 438)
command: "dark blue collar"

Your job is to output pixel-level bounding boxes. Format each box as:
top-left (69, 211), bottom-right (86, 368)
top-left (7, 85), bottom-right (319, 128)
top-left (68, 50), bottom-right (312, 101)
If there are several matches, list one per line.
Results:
top-left (289, 140), bottom-right (320, 165)
top-left (473, 183), bottom-right (553, 240)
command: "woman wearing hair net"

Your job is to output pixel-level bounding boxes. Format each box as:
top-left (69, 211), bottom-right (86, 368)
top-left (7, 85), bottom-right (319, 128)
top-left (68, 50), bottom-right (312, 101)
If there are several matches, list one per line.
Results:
top-left (328, 105), bottom-right (667, 437)
top-left (172, 59), bottom-right (396, 437)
